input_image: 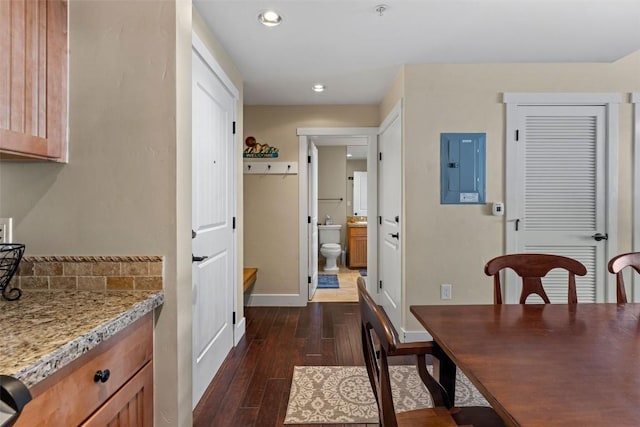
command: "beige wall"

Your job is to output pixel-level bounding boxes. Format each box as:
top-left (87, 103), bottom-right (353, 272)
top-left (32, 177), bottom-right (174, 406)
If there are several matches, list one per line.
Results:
top-left (318, 146), bottom-right (347, 246)
top-left (380, 67), bottom-right (405, 122)
top-left (401, 50), bottom-right (640, 330)
top-left (0, 3), bottom-right (243, 425)
top-left (243, 105), bottom-right (378, 295)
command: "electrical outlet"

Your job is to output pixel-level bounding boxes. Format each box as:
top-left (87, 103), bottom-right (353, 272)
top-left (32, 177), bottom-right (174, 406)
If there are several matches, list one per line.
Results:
top-left (0, 218), bottom-right (13, 243)
top-left (440, 284), bottom-right (452, 300)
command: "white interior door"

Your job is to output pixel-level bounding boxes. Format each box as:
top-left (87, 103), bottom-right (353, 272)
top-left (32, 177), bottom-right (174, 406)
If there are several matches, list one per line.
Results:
top-left (309, 142), bottom-right (319, 299)
top-left (379, 105), bottom-right (402, 333)
top-left (353, 171), bottom-right (368, 216)
top-left (507, 104), bottom-right (608, 303)
top-left (192, 47), bottom-right (235, 408)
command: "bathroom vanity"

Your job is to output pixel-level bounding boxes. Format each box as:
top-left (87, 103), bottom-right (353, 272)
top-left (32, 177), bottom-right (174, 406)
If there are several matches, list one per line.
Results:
top-left (347, 222), bottom-right (367, 268)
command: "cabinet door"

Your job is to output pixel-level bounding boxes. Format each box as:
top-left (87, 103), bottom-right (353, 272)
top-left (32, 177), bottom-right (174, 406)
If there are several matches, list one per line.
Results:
top-left (81, 362), bottom-right (153, 427)
top-left (348, 228), bottom-right (368, 268)
top-left (0, 0), bottom-right (68, 161)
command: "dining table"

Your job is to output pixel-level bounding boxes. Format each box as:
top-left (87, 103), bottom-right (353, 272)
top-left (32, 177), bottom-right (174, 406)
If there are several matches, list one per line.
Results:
top-left (410, 303), bottom-right (640, 427)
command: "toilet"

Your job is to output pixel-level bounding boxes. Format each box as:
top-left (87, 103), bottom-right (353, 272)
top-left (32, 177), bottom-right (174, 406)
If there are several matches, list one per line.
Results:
top-left (318, 224), bottom-right (342, 272)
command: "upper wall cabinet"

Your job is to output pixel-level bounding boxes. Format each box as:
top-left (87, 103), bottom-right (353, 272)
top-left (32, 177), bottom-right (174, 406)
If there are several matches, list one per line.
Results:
top-left (0, 0), bottom-right (68, 162)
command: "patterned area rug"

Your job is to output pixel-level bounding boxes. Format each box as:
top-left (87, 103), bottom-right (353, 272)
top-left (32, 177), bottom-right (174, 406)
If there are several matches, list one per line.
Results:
top-left (284, 365), bottom-right (488, 424)
top-left (317, 274), bottom-right (339, 289)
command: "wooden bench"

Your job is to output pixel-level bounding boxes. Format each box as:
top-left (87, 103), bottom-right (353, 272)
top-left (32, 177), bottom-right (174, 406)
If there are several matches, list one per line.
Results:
top-left (243, 268), bottom-right (257, 293)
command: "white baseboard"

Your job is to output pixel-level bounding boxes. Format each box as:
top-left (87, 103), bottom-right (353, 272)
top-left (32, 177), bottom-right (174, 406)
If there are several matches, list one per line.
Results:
top-left (245, 293), bottom-right (307, 307)
top-left (401, 329), bottom-right (432, 342)
top-left (234, 316), bottom-right (246, 346)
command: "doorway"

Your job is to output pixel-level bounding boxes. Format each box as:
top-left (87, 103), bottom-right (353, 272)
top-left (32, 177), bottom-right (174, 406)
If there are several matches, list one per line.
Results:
top-left (298, 128), bottom-right (378, 303)
top-left (314, 143), bottom-right (368, 302)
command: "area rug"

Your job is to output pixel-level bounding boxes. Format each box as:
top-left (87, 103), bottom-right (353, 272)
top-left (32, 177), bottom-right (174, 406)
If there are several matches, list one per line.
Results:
top-left (284, 365), bottom-right (488, 424)
top-left (317, 274), bottom-right (339, 289)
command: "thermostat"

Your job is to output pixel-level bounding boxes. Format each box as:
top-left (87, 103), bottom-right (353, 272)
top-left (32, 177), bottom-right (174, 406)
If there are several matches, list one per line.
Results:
top-left (492, 202), bottom-right (504, 216)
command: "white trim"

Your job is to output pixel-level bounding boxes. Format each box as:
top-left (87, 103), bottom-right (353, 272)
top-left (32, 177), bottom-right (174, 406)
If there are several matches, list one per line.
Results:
top-left (192, 32), bottom-right (239, 99)
top-left (191, 32), bottom-right (241, 341)
top-left (234, 317), bottom-right (246, 345)
top-left (633, 93), bottom-right (640, 301)
top-left (379, 99), bottom-right (402, 133)
top-left (504, 100), bottom-right (519, 258)
top-left (298, 127), bottom-right (378, 136)
top-left (606, 102), bottom-right (620, 302)
top-left (299, 135), bottom-right (310, 305)
top-left (504, 92), bottom-right (620, 302)
top-left (245, 294), bottom-right (308, 307)
top-left (402, 329), bottom-right (432, 343)
top-left (298, 127), bottom-right (379, 302)
top-left (503, 93), bottom-right (622, 105)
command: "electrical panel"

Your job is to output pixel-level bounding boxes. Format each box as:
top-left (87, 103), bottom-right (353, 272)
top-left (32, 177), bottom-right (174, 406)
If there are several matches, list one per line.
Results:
top-left (440, 133), bottom-right (486, 204)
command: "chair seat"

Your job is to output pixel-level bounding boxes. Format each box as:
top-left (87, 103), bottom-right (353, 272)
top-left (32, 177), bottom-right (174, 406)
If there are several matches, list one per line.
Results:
top-left (396, 407), bottom-right (457, 427)
top-left (395, 406), bottom-right (505, 427)
top-left (451, 406), bottom-right (507, 427)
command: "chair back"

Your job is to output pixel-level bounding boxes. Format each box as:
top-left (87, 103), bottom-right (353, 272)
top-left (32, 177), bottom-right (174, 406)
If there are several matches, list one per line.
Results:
top-left (357, 277), bottom-right (401, 426)
top-left (607, 252), bottom-right (640, 303)
top-left (484, 253), bottom-right (587, 304)
top-left (357, 278), bottom-right (453, 427)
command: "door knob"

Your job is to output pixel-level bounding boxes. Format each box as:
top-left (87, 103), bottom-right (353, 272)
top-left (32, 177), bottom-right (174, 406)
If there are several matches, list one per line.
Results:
top-left (592, 233), bottom-right (608, 241)
top-left (192, 254), bottom-right (209, 262)
top-left (389, 232), bottom-right (399, 239)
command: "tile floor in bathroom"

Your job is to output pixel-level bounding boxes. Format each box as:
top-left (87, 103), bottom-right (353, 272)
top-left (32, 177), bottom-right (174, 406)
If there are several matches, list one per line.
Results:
top-left (312, 260), bottom-right (364, 302)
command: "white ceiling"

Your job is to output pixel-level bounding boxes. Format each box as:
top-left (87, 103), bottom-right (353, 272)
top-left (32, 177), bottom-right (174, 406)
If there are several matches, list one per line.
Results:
top-left (194, 0), bottom-right (640, 106)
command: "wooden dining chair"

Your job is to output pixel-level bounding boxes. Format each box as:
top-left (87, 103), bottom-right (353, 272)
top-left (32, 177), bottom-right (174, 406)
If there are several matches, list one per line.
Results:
top-left (607, 252), bottom-right (640, 303)
top-left (357, 278), bottom-right (505, 427)
top-left (484, 253), bottom-right (587, 304)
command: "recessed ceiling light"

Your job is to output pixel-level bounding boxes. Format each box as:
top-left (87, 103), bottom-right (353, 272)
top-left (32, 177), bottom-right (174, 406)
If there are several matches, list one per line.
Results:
top-left (312, 84), bottom-right (326, 92)
top-left (258, 10), bottom-right (282, 27)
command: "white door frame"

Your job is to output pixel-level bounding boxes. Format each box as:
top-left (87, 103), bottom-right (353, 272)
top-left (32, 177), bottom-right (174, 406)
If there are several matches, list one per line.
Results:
top-left (191, 32), bottom-right (242, 342)
top-left (504, 92), bottom-right (620, 302)
top-left (298, 127), bottom-right (379, 302)
top-left (632, 92), bottom-right (640, 301)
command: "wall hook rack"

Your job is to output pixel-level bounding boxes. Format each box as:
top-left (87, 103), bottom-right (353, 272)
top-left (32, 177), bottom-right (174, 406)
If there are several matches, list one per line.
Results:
top-left (243, 161), bottom-right (298, 175)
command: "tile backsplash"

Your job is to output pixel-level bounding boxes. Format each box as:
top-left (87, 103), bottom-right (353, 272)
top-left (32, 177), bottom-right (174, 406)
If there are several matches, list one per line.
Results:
top-left (13, 255), bottom-right (163, 291)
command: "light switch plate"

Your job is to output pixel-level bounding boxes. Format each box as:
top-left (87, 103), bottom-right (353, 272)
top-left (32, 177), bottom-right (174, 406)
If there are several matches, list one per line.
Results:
top-left (440, 283), bottom-right (452, 300)
top-left (0, 218), bottom-right (13, 243)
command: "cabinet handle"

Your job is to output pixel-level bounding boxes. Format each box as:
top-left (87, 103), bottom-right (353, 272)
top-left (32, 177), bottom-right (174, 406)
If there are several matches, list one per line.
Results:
top-left (94, 369), bottom-right (111, 383)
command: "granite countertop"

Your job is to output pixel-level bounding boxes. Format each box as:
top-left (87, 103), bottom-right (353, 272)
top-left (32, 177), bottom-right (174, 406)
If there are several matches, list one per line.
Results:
top-left (347, 222), bottom-right (367, 228)
top-left (347, 216), bottom-right (367, 228)
top-left (0, 290), bottom-right (163, 388)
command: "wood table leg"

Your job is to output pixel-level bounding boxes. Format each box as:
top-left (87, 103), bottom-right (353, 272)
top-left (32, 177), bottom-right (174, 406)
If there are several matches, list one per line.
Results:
top-left (432, 344), bottom-right (456, 403)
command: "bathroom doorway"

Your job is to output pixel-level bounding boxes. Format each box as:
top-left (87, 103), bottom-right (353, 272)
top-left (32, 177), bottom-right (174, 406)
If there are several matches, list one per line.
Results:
top-left (298, 128), bottom-right (378, 303)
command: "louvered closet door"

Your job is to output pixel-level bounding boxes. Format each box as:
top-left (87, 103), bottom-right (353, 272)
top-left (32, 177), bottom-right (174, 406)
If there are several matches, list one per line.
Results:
top-left (510, 105), bottom-right (606, 303)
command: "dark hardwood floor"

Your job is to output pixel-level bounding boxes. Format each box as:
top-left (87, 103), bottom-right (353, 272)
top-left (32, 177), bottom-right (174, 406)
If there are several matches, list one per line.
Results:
top-left (193, 302), bottom-right (380, 427)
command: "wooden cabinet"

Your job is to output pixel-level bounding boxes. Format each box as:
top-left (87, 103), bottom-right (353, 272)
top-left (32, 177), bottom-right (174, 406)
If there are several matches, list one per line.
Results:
top-left (0, 0), bottom-right (68, 161)
top-left (81, 362), bottom-right (153, 427)
top-left (15, 313), bottom-right (153, 427)
top-left (348, 226), bottom-right (367, 268)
